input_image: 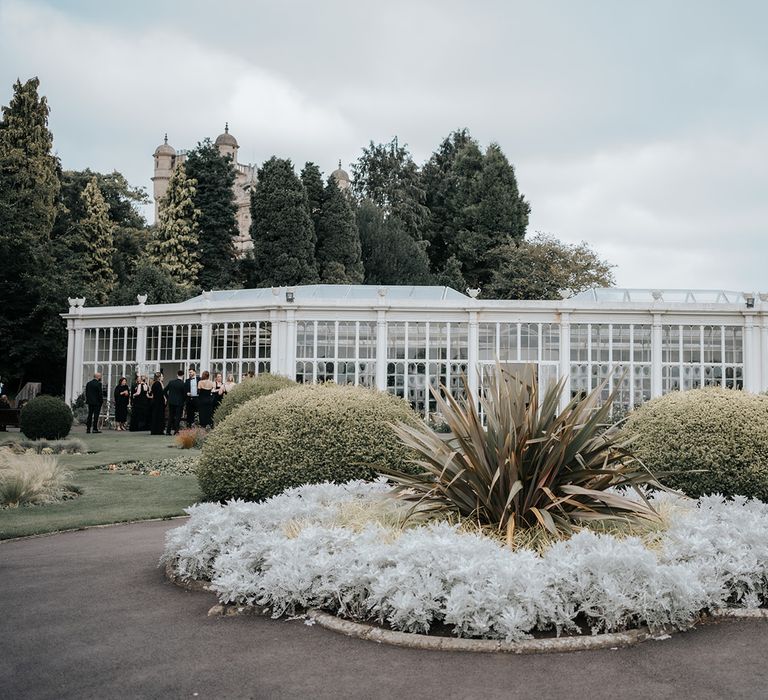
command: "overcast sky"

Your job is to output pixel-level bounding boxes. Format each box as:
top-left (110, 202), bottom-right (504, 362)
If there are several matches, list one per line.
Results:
top-left (1, 0), bottom-right (766, 291)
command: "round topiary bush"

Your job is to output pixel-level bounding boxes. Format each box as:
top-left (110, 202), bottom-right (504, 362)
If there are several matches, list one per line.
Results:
top-left (198, 383), bottom-right (422, 502)
top-left (213, 374), bottom-right (296, 426)
top-left (624, 387), bottom-right (768, 500)
top-left (20, 395), bottom-right (73, 440)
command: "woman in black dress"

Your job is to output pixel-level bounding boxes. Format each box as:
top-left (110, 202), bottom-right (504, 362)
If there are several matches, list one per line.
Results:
top-left (113, 377), bottom-right (130, 431)
top-left (197, 371), bottom-right (214, 429)
top-left (149, 372), bottom-right (166, 435)
top-left (211, 372), bottom-right (225, 423)
top-left (130, 375), bottom-right (150, 431)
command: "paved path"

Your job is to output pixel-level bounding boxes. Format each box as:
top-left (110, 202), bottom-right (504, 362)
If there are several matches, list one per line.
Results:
top-left (1, 521), bottom-right (767, 700)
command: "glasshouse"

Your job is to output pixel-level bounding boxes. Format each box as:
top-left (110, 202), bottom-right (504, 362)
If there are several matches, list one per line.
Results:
top-left (62, 285), bottom-right (768, 415)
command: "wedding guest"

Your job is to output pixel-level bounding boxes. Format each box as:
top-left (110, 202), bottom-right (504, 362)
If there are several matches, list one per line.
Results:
top-left (224, 374), bottom-right (237, 392)
top-left (85, 372), bottom-right (103, 434)
top-left (113, 377), bottom-right (130, 431)
top-left (130, 375), bottom-right (150, 431)
top-left (164, 370), bottom-right (186, 435)
top-left (212, 372), bottom-right (226, 416)
top-left (149, 372), bottom-right (166, 435)
top-left (197, 371), bottom-right (215, 428)
top-left (184, 368), bottom-right (198, 427)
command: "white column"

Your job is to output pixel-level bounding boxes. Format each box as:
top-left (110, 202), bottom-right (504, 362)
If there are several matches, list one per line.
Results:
top-left (64, 322), bottom-right (76, 404)
top-left (200, 315), bottom-right (211, 373)
top-left (744, 315), bottom-right (756, 392)
top-left (467, 310), bottom-right (479, 400)
top-left (761, 315), bottom-right (768, 393)
top-left (269, 309), bottom-right (279, 376)
top-left (73, 326), bottom-right (85, 398)
top-left (135, 318), bottom-right (147, 375)
top-left (375, 309), bottom-right (387, 390)
top-left (559, 312), bottom-right (571, 411)
top-left (651, 314), bottom-right (663, 398)
top-left (284, 308), bottom-right (297, 379)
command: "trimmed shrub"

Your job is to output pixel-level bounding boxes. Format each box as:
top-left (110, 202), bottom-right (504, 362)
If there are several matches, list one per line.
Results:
top-left (624, 387), bottom-right (768, 499)
top-left (212, 374), bottom-right (296, 426)
top-left (198, 383), bottom-right (421, 502)
top-left (20, 396), bottom-right (73, 440)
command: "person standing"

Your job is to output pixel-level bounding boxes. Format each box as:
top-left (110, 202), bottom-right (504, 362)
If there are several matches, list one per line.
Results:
top-left (212, 372), bottom-right (225, 419)
top-left (149, 372), bottom-right (166, 435)
top-left (85, 372), bottom-right (103, 434)
top-left (131, 375), bottom-right (150, 431)
top-left (197, 371), bottom-right (214, 428)
top-left (113, 377), bottom-right (130, 431)
top-left (184, 368), bottom-right (199, 427)
top-left (164, 370), bottom-right (186, 435)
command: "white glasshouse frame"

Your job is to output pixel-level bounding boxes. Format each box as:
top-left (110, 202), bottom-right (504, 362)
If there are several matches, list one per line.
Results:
top-left (63, 286), bottom-right (768, 417)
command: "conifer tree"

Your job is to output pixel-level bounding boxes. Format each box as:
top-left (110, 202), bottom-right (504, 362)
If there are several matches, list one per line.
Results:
top-left (300, 161), bottom-right (324, 247)
top-left (250, 157), bottom-right (318, 286)
top-left (77, 177), bottom-right (116, 304)
top-left (0, 77), bottom-right (61, 386)
top-left (316, 177), bottom-right (364, 284)
top-left (147, 163), bottom-right (201, 290)
top-left (184, 139), bottom-right (237, 289)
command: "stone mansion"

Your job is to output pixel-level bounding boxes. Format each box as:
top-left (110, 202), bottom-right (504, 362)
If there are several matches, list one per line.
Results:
top-left (152, 125), bottom-right (351, 253)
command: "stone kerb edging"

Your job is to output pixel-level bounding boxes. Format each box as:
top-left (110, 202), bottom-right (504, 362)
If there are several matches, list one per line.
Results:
top-left (711, 608), bottom-right (768, 620)
top-left (164, 564), bottom-right (677, 654)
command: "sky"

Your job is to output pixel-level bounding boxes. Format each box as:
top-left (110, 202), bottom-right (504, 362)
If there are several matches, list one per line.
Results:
top-left (1, 0), bottom-right (766, 291)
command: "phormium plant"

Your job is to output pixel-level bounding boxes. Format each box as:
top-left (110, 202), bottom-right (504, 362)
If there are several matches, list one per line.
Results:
top-left (385, 364), bottom-right (662, 538)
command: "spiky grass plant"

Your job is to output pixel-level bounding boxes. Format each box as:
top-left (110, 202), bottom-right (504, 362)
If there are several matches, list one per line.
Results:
top-left (385, 365), bottom-right (662, 538)
top-left (0, 451), bottom-right (73, 508)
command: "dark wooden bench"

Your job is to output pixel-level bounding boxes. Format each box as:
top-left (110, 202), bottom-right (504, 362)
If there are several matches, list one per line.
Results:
top-left (0, 408), bottom-right (21, 429)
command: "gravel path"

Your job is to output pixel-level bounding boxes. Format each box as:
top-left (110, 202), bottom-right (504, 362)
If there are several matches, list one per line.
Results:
top-left (1, 520), bottom-right (767, 699)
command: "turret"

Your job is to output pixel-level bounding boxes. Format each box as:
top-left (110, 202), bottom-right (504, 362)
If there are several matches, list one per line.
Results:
top-left (151, 134), bottom-right (176, 220)
top-left (331, 159), bottom-right (351, 191)
top-left (215, 123), bottom-right (239, 162)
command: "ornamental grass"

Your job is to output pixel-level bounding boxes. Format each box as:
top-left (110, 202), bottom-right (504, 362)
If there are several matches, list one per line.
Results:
top-left (385, 364), bottom-right (662, 537)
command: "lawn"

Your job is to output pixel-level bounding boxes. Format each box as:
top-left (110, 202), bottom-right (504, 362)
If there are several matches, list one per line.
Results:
top-left (0, 428), bottom-right (202, 539)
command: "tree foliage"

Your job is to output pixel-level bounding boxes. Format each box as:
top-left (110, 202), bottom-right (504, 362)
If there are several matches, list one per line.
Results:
top-left (109, 263), bottom-right (188, 306)
top-left (147, 162), bottom-right (201, 290)
top-left (316, 177), bottom-right (364, 283)
top-left (300, 161), bottom-right (323, 248)
top-left (76, 177), bottom-right (116, 304)
top-left (0, 77), bottom-right (61, 386)
top-left (356, 200), bottom-right (432, 285)
top-left (184, 140), bottom-right (238, 289)
top-left (351, 137), bottom-right (428, 239)
top-left (488, 233), bottom-right (615, 300)
top-left (250, 157), bottom-right (318, 286)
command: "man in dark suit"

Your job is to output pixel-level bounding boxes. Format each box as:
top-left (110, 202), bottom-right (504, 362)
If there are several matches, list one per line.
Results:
top-left (164, 370), bottom-right (186, 435)
top-left (183, 368), bottom-right (199, 428)
top-left (84, 372), bottom-right (103, 434)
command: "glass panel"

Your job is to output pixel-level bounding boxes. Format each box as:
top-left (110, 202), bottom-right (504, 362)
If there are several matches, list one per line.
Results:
top-left (408, 322), bottom-right (427, 360)
top-left (570, 325), bottom-right (588, 362)
top-left (633, 325), bottom-right (651, 363)
top-left (541, 324), bottom-right (559, 362)
top-left (499, 323), bottom-right (518, 362)
top-left (450, 323), bottom-right (468, 360)
top-left (337, 322), bottom-right (356, 360)
top-left (387, 323), bottom-right (406, 360)
top-left (316, 322), bottom-right (334, 359)
top-left (358, 322), bottom-right (376, 359)
top-left (479, 323), bottom-right (496, 361)
top-left (520, 323), bottom-right (538, 362)
top-left (226, 323), bottom-right (241, 359)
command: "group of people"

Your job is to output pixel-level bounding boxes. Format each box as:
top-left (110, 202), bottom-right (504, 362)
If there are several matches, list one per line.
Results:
top-left (84, 369), bottom-right (237, 435)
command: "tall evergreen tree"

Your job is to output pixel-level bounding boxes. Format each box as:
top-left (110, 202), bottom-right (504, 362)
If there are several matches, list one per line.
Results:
top-left (0, 77), bottom-right (61, 387)
top-left (184, 139), bottom-right (237, 289)
top-left (356, 200), bottom-right (432, 285)
top-left (77, 177), bottom-right (116, 304)
top-left (351, 137), bottom-right (428, 239)
top-left (250, 157), bottom-right (318, 286)
top-left (147, 162), bottom-right (201, 290)
top-left (316, 177), bottom-right (363, 283)
top-left (300, 161), bottom-right (324, 248)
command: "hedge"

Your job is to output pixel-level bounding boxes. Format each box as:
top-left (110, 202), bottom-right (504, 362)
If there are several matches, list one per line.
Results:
top-left (19, 396), bottom-right (73, 440)
top-left (212, 374), bottom-right (296, 426)
top-left (198, 383), bottom-right (422, 502)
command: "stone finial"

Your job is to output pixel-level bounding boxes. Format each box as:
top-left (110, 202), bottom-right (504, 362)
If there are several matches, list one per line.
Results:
top-left (137, 294), bottom-right (148, 306)
top-left (164, 133), bottom-right (168, 145)
top-left (225, 122), bottom-right (229, 133)
top-left (651, 289), bottom-right (664, 301)
top-left (466, 288), bottom-right (481, 299)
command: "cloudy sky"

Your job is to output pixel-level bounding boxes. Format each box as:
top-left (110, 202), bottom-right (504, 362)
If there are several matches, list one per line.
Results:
top-left (1, 0), bottom-right (766, 291)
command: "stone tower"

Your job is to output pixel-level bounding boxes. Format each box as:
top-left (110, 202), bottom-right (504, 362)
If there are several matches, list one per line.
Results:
top-left (151, 134), bottom-right (176, 220)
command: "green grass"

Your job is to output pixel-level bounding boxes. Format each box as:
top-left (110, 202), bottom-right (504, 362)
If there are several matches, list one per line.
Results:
top-left (0, 428), bottom-right (203, 539)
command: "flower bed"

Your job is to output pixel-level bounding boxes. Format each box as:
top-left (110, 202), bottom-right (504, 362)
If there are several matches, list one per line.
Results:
top-left (104, 456), bottom-right (199, 476)
top-left (162, 481), bottom-right (768, 641)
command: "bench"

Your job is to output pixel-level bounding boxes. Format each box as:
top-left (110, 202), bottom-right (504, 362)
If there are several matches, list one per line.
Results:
top-left (0, 408), bottom-right (21, 429)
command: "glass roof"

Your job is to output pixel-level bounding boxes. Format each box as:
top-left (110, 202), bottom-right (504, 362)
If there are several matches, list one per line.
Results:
top-left (182, 284), bottom-right (469, 304)
top-left (572, 288), bottom-right (745, 304)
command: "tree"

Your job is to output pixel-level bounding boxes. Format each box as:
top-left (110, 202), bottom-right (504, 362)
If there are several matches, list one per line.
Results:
top-left (109, 264), bottom-right (188, 306)
top-left (75, 177), bottom-right (116, 304)
top-left (300, 161), bottom-right (324, 248)
top-left (147, 162), bottom-right (201, 290)
top-left (357, 200), bottom-right (432, 285)
top-left (433, 255), bottom-right (467, 293)
top-left (0, 77), bottom-right (61, 388)
top-left (316, 177), bottom-right (364, 283)
top-left (351, 137), bottom-right (428, 239)
top-left (487, 233), bottom-right (615, 300)
top-left (250, 157), bottom-right (318, 286)
top-left (184, 139), bottom-right (238, 289)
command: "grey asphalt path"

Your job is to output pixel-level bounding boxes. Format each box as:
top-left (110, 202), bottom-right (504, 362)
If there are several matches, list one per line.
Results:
top-left (1, 522), bottom-right (767, 700)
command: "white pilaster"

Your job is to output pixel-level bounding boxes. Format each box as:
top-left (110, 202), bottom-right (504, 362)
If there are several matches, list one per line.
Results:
top-left (375, 309), bottom-right (387, 391)
top-left (651, 314), bottom-right (663, 398)
top-left (65, 321), bottom-right (76, 404)
top-left (73, 327), bottom-right (85, 398)
top-left (200, 314), bottom-right (211, 373)
top-left (467, 310), bottom-right (479, 400)
top-left (285, 308), bottom-right (296, 379)
top-left (559, 312), bottom-right (571, 411)
top-left (744, 314), bottom-right (756, 392)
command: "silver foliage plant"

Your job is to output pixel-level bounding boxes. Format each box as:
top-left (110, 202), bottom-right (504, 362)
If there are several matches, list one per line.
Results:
top-left (163, 482), bottom-right (768, 641)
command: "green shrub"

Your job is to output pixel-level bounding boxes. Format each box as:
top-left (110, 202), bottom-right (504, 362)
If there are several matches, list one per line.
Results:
top-left (624, 387), bottom-right (768, 500)
top-left (198, 383), bottom-right (422, 502)
top-left (20, 396), bottom-right (73, 440)
top-left (212, 374), bottom-right (296, 426)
